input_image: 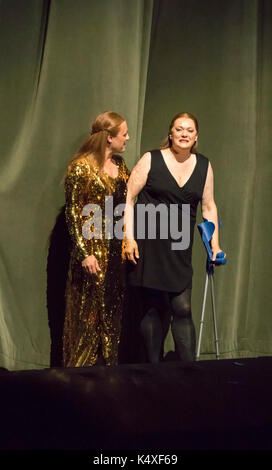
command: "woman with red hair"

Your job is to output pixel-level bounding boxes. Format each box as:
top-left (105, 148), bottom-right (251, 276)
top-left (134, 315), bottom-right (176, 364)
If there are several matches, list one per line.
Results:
top-left (124, 112), bottom-right (224, 363)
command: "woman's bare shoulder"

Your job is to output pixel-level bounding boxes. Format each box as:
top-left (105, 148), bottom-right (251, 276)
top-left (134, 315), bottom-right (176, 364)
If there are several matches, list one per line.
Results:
top-left (133, 151), bottom-right (151, 172)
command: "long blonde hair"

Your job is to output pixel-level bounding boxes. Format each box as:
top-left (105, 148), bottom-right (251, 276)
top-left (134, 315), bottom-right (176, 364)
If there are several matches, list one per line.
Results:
top-left (69, 111), bottom-right (125, 170)
top-left (66, 111), bottom-right (125, 195)
top-left (161, 112), bottom-right (199, 153)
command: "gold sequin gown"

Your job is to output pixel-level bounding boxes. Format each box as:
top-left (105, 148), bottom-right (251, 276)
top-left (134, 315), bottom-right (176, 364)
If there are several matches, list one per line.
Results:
top-left (63, 155), bottom-right (130, 367)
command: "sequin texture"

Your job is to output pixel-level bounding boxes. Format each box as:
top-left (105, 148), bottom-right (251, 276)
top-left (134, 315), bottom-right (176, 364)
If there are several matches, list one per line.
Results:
top-left (63, 155), bottom-right (130, 367)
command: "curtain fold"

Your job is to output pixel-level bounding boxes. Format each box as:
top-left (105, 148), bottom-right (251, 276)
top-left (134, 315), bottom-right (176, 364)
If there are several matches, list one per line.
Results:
top-left (141, 0), bottom-right (272, 359)
top-left (0, 0), bottom-right (153, 369)
top-left (245, 0), bottom-right (272, 353)
top-left (0, 0), bottom-right (54, 369)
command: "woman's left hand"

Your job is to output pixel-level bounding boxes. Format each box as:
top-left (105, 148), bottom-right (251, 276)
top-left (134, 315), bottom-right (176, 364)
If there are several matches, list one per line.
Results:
top-left (212, 246), bottom-right (226, 262)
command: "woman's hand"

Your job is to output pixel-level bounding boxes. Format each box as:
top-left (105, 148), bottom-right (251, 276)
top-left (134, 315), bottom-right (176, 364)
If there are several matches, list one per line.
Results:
top-left (123, 239), bottom-right (139, 264)
top-left (212, 246), bottom-right (226, 262)
top-left (82, 255), bottom-right (101, 275)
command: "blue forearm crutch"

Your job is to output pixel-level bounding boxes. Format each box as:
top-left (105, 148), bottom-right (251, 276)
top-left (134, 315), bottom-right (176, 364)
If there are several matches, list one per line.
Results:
top-left (196, 219), bottom-right (227, 360)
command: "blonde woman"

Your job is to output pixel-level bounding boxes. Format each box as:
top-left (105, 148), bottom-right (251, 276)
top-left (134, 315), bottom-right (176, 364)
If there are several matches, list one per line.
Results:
top-left (63, 111), bottom-right (130, 367)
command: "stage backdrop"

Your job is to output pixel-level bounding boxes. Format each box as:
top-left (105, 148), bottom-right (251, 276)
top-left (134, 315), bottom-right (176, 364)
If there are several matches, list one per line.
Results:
top-left (0, 0), bottom-right (271, 370)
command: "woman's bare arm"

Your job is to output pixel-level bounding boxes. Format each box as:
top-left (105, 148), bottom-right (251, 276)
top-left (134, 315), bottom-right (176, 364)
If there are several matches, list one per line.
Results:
top-left (124, 152), bottom-right (151, 263)
top-left (201, 162), bottom-right (223, 260)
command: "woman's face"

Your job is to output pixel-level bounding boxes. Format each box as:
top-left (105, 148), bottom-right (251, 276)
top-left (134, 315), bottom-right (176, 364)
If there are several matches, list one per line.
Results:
top-left (170, 117), bottom-right (198, 152)
top-left (109, 120), bottom-right (130, 153)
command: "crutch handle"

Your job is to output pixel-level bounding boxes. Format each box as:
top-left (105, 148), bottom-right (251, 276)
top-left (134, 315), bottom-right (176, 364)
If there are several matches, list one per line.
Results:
top-left (197, 219), bottom-right (227, 267)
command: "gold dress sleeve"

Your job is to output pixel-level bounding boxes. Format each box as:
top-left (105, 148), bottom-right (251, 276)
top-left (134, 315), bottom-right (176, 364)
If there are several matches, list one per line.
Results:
top-left (65, 160), bottom-right (93, 261)
top-left (118, 156), bottom-right (130, 260)
top-left (118, 155), bottom-right (131, 182)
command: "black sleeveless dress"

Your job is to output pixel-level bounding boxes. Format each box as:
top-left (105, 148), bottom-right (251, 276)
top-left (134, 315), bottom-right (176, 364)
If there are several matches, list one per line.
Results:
top-left (127, 149), bottom-right (209, 293)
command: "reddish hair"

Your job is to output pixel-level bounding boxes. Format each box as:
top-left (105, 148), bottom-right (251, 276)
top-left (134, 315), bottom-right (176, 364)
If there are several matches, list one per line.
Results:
top-left (69, 111), bottom-right (125, 171)
top-left (161, 112), bottom-right (199, 153)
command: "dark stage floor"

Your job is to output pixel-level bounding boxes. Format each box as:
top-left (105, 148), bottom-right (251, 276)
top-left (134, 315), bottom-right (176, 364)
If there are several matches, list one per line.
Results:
top-left (0, 357), bottom-right (271, 451)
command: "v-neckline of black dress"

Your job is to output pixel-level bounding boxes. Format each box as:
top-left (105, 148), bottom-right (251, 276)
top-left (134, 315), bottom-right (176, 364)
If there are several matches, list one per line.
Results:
top-left (159, 150), bottom-right (198, 190)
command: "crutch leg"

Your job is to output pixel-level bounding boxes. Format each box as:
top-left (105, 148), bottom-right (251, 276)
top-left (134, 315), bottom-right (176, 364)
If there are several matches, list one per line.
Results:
top-left (196, 273), bottom-right (209, 360)
top-left (210, 274), bottom-right (220, 359)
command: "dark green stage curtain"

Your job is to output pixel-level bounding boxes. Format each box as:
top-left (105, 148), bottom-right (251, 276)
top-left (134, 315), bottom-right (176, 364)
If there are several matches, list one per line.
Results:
top-left (0, 0), bottom-right (153, 369)
top-left (142, 0), bottom-right (272, 359)
top-left (0, 0), bottom-right (271, 369)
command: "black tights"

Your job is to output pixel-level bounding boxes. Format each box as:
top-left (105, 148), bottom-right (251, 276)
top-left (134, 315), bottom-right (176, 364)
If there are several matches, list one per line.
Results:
top-left (140, 288), bottom-right (196, 363)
